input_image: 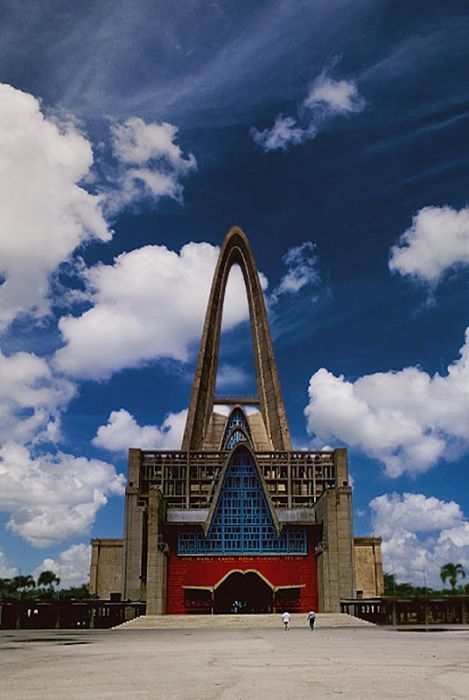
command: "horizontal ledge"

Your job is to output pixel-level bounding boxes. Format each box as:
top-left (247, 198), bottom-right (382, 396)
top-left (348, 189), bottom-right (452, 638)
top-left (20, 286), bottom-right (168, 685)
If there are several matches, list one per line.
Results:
top-left (214, 397), bottom-right (260, 405)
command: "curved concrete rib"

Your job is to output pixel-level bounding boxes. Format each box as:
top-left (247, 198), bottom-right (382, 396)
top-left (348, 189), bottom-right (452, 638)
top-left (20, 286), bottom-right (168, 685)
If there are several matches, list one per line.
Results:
top-left (182, 227), bottom-right (291, 451)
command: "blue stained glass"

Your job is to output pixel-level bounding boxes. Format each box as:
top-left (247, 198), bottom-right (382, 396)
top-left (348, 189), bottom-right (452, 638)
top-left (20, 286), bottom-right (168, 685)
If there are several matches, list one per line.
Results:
top-left (226, 429), bottom-right (247, 450)
top-left (222, 408), bottom-right (252, 449)
top-left (178, 447), bottom-right (307, 555)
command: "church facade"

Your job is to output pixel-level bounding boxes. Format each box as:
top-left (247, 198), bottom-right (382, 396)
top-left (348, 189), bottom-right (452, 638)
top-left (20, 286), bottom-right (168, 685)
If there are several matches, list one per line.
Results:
top-left (90, 228), bottom-right (383, 613)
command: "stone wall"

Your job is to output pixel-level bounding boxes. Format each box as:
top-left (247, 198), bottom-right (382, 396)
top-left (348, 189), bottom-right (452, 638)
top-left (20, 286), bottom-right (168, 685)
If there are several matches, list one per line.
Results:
top-left (90, 538), bottom-right (123, 599)
top-left (353, 537), bottom-right (384, 598)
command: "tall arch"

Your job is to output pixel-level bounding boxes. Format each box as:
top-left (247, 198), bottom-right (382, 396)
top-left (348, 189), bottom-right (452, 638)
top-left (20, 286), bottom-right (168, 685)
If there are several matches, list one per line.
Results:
top-left (182, 227), bottom-right (291, 451)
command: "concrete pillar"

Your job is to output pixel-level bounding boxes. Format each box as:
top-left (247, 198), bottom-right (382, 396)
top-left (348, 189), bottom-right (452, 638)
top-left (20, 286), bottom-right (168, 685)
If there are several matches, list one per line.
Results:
top-left (122, 449), bottom-right (144, 601)
top-left (314, 477), bottom-right (355, 612)
top-left (334, 448), bottom-right (349, 486)
top-left (146, 488), bottom-right (167, 615)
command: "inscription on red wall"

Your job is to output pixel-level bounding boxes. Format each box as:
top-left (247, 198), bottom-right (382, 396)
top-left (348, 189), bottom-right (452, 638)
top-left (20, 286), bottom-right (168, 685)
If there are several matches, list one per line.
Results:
top-left (165, 528), bottom-right (318, 614)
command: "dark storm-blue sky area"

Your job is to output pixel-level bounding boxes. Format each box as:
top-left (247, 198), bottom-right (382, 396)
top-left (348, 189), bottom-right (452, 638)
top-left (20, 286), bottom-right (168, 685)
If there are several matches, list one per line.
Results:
top-left (1, 0), bottom-right (469, 586)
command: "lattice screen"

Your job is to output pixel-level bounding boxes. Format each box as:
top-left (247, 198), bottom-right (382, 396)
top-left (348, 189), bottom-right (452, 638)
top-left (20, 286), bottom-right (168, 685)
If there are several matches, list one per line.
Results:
top-left (178, 447), bottom-right (307, 554)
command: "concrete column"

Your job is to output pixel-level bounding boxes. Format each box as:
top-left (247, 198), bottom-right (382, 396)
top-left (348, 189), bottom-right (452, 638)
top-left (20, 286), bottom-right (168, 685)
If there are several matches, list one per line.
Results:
top-left (123, 449), bottom-right (144, 601)
top-left (334, 448), bottom-right (349, 486)
top-left (314, 478), bottom-right (354, 612)
top-left (89, 541), bottom-right (99, 596)
top-left (146, 488), bottom-right (167, 615)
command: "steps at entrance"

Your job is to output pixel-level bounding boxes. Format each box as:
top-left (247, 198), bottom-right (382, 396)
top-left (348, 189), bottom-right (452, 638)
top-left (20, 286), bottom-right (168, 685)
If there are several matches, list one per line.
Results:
top-left (115, 613), bottom-right (374, 630)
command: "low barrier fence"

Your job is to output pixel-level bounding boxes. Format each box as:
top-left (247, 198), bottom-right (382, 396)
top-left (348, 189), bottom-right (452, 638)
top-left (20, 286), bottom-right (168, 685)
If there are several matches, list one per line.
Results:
top-left (341, 596), bottom-right (469, 625)
top-left (0, 598), bottom-right (145, 630)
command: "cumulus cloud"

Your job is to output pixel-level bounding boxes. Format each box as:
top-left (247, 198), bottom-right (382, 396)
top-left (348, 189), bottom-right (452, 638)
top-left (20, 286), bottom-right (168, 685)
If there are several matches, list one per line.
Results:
top-left (55, 245), bottom-right (264, 380)
top-left (251, 67), bottom-right (364, 152)
top-left (305, 327), bottom-right (469, 476)
top-left (93, 408), bottom-right (187, 452)
top-left (0, 83), bottom-right (111, 330)
top-left (304, 73), bottom-right (364, 114)
top-left (0, 442), bottom-right (125, 547)
top-left (371, 493), bottom-right (463, 537)
top-left (0, 85), bottom-right (197, 331)
top-left (105, 117), bottom-right (197, 213)
top-left (0, 350), bottom-right (75, 445)
top-left (0, 548), bottom-right (17, 578)
top-left (389, 205), bottom-right (469, 284)
top-left (272, 241), bottom-right (320, 298)
top-left (33, 543), bottom-right (91, 588)
top-left (371, 492), bottom-right (469, 586)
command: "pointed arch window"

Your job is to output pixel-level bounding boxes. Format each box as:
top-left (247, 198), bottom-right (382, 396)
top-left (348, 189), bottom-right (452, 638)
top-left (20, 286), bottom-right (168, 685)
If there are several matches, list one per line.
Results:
top-left (222, 408), bottom-right (252, 450)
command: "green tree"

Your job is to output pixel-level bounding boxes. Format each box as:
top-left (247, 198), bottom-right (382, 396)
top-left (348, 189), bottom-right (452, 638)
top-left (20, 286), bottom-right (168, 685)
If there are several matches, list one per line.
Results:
top-left (58, 584), bottom-right (92, 600)
top-left (37, 570), bottom-right (61, 591)
top-left (0, 578), bottom-right (12, 595)
top-left (11, 575), bottom-right (36, 596)
top-left (384, 572), bottom-right (396, 595)
top-left (440, 563), bottom-right (465, 591)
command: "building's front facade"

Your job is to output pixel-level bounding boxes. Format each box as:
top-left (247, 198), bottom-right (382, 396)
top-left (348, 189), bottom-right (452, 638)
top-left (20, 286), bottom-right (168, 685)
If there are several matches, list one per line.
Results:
top-left (91, 227), bottom-right (381, 613)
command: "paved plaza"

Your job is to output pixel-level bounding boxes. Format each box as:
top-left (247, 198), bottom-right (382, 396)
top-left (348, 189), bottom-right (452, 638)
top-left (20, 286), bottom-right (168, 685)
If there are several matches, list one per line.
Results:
top-left (1, 616), bottom-right (469, 699)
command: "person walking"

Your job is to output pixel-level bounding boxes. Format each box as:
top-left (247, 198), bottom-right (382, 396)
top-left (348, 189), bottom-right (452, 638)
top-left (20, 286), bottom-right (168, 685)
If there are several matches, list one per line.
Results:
top-left (306, 610), bottom-right (316, 630)
top-left (281, 611), bottom-right (291, 630)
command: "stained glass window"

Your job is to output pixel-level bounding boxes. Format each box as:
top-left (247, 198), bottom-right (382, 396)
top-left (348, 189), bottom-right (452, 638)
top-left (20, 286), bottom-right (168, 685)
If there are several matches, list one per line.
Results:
top-left (222, 408), bottom-right (252, 449)
top-left (178, 446), bottom-right (307, 555)
top-left (226, 429), bottom-right (247, 450)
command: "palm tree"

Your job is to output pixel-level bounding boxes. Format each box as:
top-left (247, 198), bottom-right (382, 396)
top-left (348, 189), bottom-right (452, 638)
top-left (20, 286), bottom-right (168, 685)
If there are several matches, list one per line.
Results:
top-left (37, 570), bottom-right (61, 592)
top-left (11, 575), bottom-right (36, 596)
top-left (440, 563), bottom-right (465, 591)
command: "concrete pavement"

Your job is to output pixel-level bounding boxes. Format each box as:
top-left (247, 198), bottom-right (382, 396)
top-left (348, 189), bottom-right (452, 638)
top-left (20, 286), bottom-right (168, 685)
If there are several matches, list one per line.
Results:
top-left (1, 625), bottom-right (469, 699)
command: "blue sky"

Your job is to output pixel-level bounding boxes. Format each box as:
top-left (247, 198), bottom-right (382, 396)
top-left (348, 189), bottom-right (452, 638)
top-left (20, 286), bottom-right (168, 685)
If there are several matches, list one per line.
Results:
top-left (1, 0), bottom-right (469, 587)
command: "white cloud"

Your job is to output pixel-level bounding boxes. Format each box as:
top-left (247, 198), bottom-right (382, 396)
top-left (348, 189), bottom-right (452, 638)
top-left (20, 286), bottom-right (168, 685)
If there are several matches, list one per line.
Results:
top-left (251, 68), bottom-right (364, 152)
top-left (389, 205), bottom-right (469, 284)
top-left (251, 115), bottom-right (315, 152)
top-left (304, 73), bottom-right (364, 113)
top-left (0, 83), bottom-right (111, 330)
top-left (0, 548), bottom-right (17, 578)
top-left (55, 244), bottom-right (264, 380)
top-left (371, 492), bottom-right (469, 587)
top-left (93, 408), bottom-right (187, 452)
top-left (33, 543), bottom-right (91, 588)
top-left (371, 493), bottom-right (463, 537)
top-left (0, 442), bottom-right (125, 547)
top-left (0, 86), bottom-right (198, 331)
top-left (106, 117), bottom-right (197, 213)
top-left (305, 327), bottom-right (469, 476)
top-left (0, 350), bottom-right (75, 445)
top-left (272, 241), bottom-right (320, 298)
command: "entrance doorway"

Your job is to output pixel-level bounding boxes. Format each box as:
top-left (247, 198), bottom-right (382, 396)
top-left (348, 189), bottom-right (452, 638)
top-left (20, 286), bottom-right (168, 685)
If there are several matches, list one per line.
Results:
top-left (214, 571), bottom-right (273, 613)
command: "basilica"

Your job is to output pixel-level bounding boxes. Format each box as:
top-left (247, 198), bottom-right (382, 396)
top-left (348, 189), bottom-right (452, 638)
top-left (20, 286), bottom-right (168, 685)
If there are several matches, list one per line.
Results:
top-left (90, 227), bottom-right (383, 613)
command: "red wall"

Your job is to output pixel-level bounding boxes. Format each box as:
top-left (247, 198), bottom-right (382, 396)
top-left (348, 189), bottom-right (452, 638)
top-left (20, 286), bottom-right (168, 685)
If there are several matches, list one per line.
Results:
top-left (165, 527), bottom-right (318, 614)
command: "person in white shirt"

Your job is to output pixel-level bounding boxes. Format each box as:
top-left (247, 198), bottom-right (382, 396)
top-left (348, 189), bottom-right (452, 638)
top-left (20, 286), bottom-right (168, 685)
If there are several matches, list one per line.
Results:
top-left (306, 610), bottom-right (316, 630)
top-left (281, 611), bottom-right (291, 630)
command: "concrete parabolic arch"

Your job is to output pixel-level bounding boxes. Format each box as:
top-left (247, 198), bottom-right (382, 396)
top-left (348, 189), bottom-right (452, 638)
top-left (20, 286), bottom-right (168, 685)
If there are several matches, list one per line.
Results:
top-left (182, 227), bottom-right (292, 451)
